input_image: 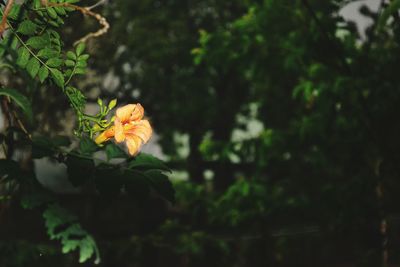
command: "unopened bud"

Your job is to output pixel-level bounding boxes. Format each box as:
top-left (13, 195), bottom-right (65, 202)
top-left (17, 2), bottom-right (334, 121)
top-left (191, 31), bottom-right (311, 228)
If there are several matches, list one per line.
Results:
top-left (108, 99), bottom-right (117, 110)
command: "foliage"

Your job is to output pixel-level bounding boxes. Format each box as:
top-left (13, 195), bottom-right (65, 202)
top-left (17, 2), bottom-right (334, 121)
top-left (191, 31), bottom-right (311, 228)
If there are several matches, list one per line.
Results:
top-left (0, 88), bottom-right (32, 122)
top-left (3, 0), bottom-right (400, 266)
top-left (43, 204), bottom-right (100, 264)
top-left (0, 0), bottom-right (174, 265)
top-left (89, 0), bottom-right (400, 265)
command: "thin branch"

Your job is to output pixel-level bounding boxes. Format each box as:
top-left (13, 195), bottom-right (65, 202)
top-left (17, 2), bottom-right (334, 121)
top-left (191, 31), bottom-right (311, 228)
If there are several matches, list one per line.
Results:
top-left (11, 109), bottom-right (30, 139)
top-left (46, 2), bottom-right (110, 45)
top-left (0, 0), bottom-right (14, 36)
top-left (87, 0), bottom-right (108, 11)
top-left (0, 97), bottom-right (13, 159)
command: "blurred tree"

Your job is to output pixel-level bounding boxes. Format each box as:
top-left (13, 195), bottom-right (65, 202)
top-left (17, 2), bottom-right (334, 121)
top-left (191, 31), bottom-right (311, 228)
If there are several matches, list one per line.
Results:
top-left (70, 0), bottom-right (400, 263)
top-left (92, 0), bottom-right (251, 187)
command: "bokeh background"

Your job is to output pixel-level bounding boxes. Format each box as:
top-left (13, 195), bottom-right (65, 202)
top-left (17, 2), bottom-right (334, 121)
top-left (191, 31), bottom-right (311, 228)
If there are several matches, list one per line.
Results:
top-left (3, 0), bottom-right (400, 266)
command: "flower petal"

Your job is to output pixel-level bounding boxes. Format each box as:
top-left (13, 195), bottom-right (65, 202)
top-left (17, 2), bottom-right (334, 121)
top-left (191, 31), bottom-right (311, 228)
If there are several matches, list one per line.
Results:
top-left (116, 104), bottom-right (137, 123)
top-left (95, 126), bottom-right (115, 144)
top-left (115, 103), bottom-right (144, 123)
top-left (125, 120), bottom-right (152, 143)
top-left (130, 103), bottom-right (144, 121)
top-left (125, 135), bottom-right (143, 156)
top-left (114, 118), bottom-right (125, 143)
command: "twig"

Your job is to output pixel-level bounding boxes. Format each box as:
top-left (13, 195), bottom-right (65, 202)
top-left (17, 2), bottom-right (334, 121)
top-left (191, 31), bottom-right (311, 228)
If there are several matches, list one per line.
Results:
top-left (87, 0), bottom-right (108, 11)
top-left (11, 108), bottom-right (30, 139)
top-left (46, 2), bottom-right (109, 45)
top-left (0, 97), bottom-right (13, 158)
top-left (0, 0), bottom-right (14, 36)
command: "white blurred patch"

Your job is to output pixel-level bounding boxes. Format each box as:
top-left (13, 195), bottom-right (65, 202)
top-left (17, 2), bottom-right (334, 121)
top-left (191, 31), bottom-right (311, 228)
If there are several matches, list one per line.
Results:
top-left (140, 132), bottom-right (166, 160)
top-left (102, 71), bottom-right (120, 93)
top-left (232, 103), bottom-right (264, 142)
top-left (34, 158), bottom-right (80, 193)
top-left (339, 0), bottom-right (382, 40)
top-left (172, 132), bottom-right (190, 159)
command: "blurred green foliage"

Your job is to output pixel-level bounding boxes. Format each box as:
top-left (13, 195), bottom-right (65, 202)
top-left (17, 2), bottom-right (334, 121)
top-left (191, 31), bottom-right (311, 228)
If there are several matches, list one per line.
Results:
top-left (3, 0), bottom-right (400, 266)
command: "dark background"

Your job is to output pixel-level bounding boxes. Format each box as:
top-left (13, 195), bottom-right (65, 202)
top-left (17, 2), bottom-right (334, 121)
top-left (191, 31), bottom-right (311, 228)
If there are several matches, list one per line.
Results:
top-left (3, 0), bottom-right (400, 266)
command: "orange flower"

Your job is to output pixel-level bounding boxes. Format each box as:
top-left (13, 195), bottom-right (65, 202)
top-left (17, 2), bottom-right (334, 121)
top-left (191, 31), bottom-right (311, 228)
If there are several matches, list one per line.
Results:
top-left (95, 103), bottom-right (152, 156)
top-left (94, 126), bottom-right (115, 144)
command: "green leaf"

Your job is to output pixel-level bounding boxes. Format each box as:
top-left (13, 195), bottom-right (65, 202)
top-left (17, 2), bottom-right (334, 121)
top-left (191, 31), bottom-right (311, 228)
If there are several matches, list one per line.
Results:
top-left (47, 7), bottom-right (58, 19)
top-left (33, 0), bottom-right (41, 9)
top-left (37, 48), bottom-right (59, 59)
top-left (46, 58), bottom-right (63, 67)
top-left (0, 88), bottom-right (33, 122)
top-left (26, 36), bottom-right (48, 50)
top-left (56, 16), bottom-right (64, 25)
top-left (36, 10), bottom-right (44, 17)
top-left (76, 60), bottom-right (87, 68)
top-left (128, 153), bottom-right (171, 172)
top-left (8, 4), bottom-right (21, 20)
top-left (79, 137), bottom-right (98, 155)
top-left (51, 36), bottom-right (61, 47)
top-left (75, 42), bottom-right (85, 56)
top-left (16, 47), bottom-right (30, 68)
top-left (78, 54), bottom-right (89, 60)
top-left (75, 68), bottom-right (86, 75)
top-left (48, 29), bottom-right (60, 40)
top-left (65, 59), bottom-right (75, 67)
top-left (10, 36), bottom-right (19, 50)
top-left (43, 204), bottom-right (77, 238)
top-left (66, 51), bottom-right (77, 60)
top-left (105, 143), bottom-right (127, 160)
top-left (64, 233), bottom-right (100, 264)
top-left (50, 68), bottom-right (65, 88)
top-left (65, 86), bottom-right (86, 111)
top-left (145, 170), bottom-right (175, 203)
top-left (38, 66), bottom-right (49, 83)
top-left (79, 237), bottom-right (95, 263)
top-left (26, 57), bottom-right (40, 78)
top-left (62, 240), bottom-right (80, 254)
top-left (54, 6), bottom-right (67, 16)
top-left (64, 69), bottom-right (73, 77)
top-left (11, 39), bottom-right (19, 51)
top-left (17, 20), bottom-right (37, 35)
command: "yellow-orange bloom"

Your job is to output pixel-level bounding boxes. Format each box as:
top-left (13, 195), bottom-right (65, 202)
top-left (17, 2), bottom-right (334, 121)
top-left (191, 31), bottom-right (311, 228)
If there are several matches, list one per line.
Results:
top-left (94, 126), bottom-right (115, 144)
top-left (95, 103), bottom-right (152, 156)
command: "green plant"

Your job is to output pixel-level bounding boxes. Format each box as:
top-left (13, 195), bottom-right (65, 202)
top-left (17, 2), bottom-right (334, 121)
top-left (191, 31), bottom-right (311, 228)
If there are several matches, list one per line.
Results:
top-left (0, 0), bottom-right (174, 264)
